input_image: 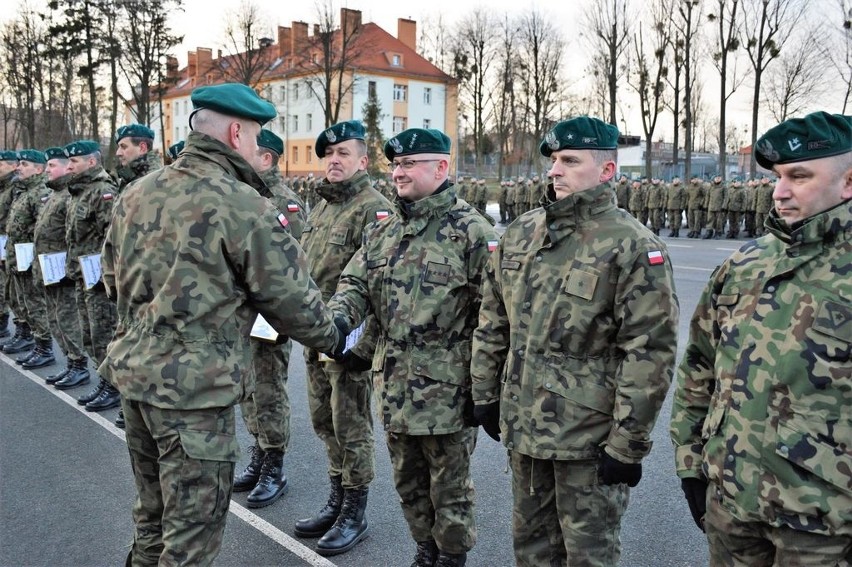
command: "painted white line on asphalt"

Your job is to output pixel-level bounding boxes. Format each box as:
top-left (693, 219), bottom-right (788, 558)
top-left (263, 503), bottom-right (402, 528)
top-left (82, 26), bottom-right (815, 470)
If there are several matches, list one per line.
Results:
top-left (2, 354), bottom-right (338, 567)
top-left (666, 244), bottom-right (693, 248)
top-left (715, 247), bottom-right (738, 251)
top-left (673, 264), bottom-right (715, 272)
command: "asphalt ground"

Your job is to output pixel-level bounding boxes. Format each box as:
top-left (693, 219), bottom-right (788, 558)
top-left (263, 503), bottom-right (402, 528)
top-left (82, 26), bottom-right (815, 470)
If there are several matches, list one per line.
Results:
top-left (0, 206), bottom-right (743, 567)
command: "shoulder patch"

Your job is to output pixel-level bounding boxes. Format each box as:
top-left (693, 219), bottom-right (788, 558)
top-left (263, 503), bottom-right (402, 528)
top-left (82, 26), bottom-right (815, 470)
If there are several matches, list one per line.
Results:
top-left (375, 210), bottom-right (390, 220)
top-left (287, 202), bottom-right (300, 212)
top-left (102, 193), bottom-right (114, 201)
top-left (647, 250), bottom-right (665, 265)
top-left (277, 213), bottom-right (288, 228)
top-left (487, 239), bottom-right (499, 252)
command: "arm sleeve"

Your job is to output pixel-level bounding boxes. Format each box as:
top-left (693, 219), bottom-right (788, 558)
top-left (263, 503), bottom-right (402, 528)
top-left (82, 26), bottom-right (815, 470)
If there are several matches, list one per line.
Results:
top-left (471, 240), bottom-right (509, 405)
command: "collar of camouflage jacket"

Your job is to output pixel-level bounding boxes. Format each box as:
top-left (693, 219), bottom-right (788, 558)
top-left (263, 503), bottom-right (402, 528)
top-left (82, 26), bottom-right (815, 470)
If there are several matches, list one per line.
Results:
top-left (116, 151), bottom-right (163, 185)
top-left (47, 173), bottom-right (72, 192)
top-left (179, 131), bottom-right (267, 195)
top-left (256, 167), bottom-right (282, 199)
top-left (543, 181), bottom-right (617, 226)
top-left (766, 199), bottom-right (852, 246)
top-left (16, 172), bottom-right (47, 194)
top-left (316, 170), bottom-right (371, 204)
top-left (394, 179), bottom-right (453, 221)
top-left (67, 165), bottom-right (112, 196)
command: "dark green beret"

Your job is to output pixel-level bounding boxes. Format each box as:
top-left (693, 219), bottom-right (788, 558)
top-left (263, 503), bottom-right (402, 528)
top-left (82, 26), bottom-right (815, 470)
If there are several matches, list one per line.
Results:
top-left (17, 149), bottom-right (46, 164)
top-left (258, 129), bottom-right (284, 156)
top-left (190, 83), bottom-right (276, 125)
top-left (116, 123), bottom-right (155, 142)
top-left (0, 150), bottom-right (18, 162)
top-left (384, 128), bottom-right (451, 160)
top-left (315, 120), bottom-right (365, 157)
top-left (755, 111), bottom-right (852, 169)
top-left (44, 147), bottom-right (67, 161)
top-left (539, 117), bottom-right (619, 156)
top-left (167, 140), bottom-right (185, 160)
top-left (64, 140), bottom-right (101, 158)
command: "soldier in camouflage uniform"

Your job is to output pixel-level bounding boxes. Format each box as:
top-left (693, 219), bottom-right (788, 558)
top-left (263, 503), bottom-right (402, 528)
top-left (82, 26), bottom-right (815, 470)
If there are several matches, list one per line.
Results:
top-left (514, 176), bottom-right (528, 216)
top-left (472, 117), bottom-right (678, 567)
top-left (666, 176), bottom-right (685, 237)
top-left (101, 83), bottom-right (345, 567)
top-left (34, 148), bottom-right (89, 386)
top-left (724, 179), bottom-right (744, 238)
top-left (703, 176), bottom-right (727, 239)
top-left (615, 174), bottom-right (630, 210)
top-left (455, 175), bottom-right (468, 202)
top-left (476, 178), bottom-right (489, 216)
top-left (685, 176), bottom-right (706, 238)
top-left (504, 180), bottom-right (516, 223)
top-left (528, 176), bottom-right (541, 211)
top-left (753, 176), bottom-right (775, 236)
top-left (0, 152), bottom-right (20, 343)
top-left (497, 180), bottom-right (508, 223)
top-left (670, 111), bottom-right (852, 566)
top-left (166, 140), bottom-right (184, 164)
top-left (330, 128), bottom-right (496, 567)
top-left (646, 177), bottom-right (666, 235)
top-left (4, 150), bottom-right (54, 368)
top-left (628, 179), bottom-right (645, 222)
top-left (232, 130), bottom-right (309, 509)
top-left (295, 120), bottom-right (392, 557)
top-left (742, 179), bottom-right (757, 237)
top-left (114, 124), bottom-right (163, 193)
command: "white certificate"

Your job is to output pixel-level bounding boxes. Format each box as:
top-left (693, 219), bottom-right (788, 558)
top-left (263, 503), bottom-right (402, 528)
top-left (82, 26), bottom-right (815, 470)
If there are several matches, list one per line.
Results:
top-left (79, 253), bottom-right (102, 289)
top-left (0, 235), bottom-right (7, 260)
top-left (15, 242), bottom-right (35, 272)
top-left (250, 314), bottom-right (280, 343)
top-left (38, 251), bottom-right (67, 285)
top-left (319, 321), bottom-right (365, 362)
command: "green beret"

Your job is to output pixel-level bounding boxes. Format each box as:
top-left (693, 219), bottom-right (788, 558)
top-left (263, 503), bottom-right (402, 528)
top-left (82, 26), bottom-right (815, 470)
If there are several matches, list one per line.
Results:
top-left (64, 140), bottom-right (100, 158)
top-left (539, 117), bottom-right (619, 156)
top-left (0, 150), bottom-right (18, 162)
top-left (384, 128), bottom-right (451, 160)
top-left (755, 111), bottom-right (852, 169)
top-left (190, 83), bottom-right (276, 126)
top-left (315, 120), bottom-right (365, 157)
top-left (17, 149), bottom-right (46, 164)
top-left (167, 140), bottom-right (185, 160)
top-left (258, 129), bottom-right (284, 156)
top-left (116, 123), bottom-right (155, 142)
top-left (44, 147), bottom-right (67, 161)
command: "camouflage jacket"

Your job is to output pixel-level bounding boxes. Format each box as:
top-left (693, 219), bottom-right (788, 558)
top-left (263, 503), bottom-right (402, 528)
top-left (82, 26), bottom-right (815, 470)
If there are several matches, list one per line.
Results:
top-left (259, 167), bottom-right (307, 237)
top-left (5, 173), bottom-right (50, 269)
top-left (100, 131), bottom-right (340, 410)
top-left (685, 181), bottom-right (705, 209)
top-left (627, 183), bottom-right (646, 210)
top-left (666, 183), bottom-right (685, 209)
top-left (471, 181), bottom-right (679, 463)
top-left (726, 183), bottom-right (745, 212)
top-left (330, 182), bottom-right (498, 435)
top-left (704, 183), bottom-right (727, 212)
top-left (301, 170), bottom-right (393, 301)
top-left (531, 182), bottom-right (545, 207)
top-left (115, 151), bottom-right (163, 192)
top-left (515, 182), bottom-right (528, 206)
top-left (65, 166), bottom-right (117, 281)
top-left (646, 183), bottom-right (665, 209)
top-left (0, 172), bottom-right (15, 234)
top-left (615, 181), bottom-right (629, 209)
top-left (669, 200), bottom-right (852, 536)
top-left (504, 185), bottom-right (515, 206)
top-left (34, 174), bottom-right (72, 255)
top-left (754, 182), bottom-right (774, 214)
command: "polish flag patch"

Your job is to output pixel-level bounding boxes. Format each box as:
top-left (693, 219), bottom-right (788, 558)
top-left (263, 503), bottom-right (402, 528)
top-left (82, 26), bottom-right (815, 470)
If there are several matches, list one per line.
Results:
top-left (287, 203), bottom-right (300, 212)
top-left (375, 210), bottom-right (390, 220)
top-left (102, 193), bottom-right (113, 201)
top-left (487, 240), bottom-right (499, 252)
top-left (647, 250), bottom-right (665, 265)
top-left (277, 213), bottom-right (288, 228)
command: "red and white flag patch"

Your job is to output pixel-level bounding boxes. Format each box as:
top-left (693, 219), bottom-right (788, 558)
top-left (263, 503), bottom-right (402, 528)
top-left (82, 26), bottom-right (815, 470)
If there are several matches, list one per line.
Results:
top-left (647, 250), bottom-right (665, 265)
top-left (277, 213), bottom-right (289, 228)
top-left (487, 240), bottom-right (499, 252)
top-left (375, 210), bottom-right (390, 220)
top-left (102, 193), bottom-right (114, 201)
top-left (287, 203), bottom-right (300, 212)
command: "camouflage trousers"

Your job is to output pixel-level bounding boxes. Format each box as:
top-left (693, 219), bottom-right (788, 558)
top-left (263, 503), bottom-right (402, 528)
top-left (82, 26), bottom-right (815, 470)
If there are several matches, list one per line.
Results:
top-left (727, 211), bottom-right (742, 237)
top-left (123, 399), bottom-right (239, 567)
top-left (649, 207), bottom-right (665, 232)
top-left (687, 207), bottom-right (705, 232)
top-left (0, 265), bottom-right (9, 316)
top-left (667, 209), bottom-right (683, 230)
top-left (304, 349), bottom-right (375, 489)
top-left (44, 280), bottom-right (86, 362)
top-left (75, 280), bottom-right (117, 367)
top-left (11, 272), bottom-right (51, 340)
top-left (240, 339), bottom-right (291, 452)
top-left (744, 211), bottom-right (756, 235)
top-left (754, 211), bottom-right (769, 236)
top-left (510, 452), bottom-right (629, 567)
top-left (387, 428), bottom-right (477, 555)
top-left (705, 496), bottom-right (852, 567)
top-left (707, 210), bottom-right (727, 233)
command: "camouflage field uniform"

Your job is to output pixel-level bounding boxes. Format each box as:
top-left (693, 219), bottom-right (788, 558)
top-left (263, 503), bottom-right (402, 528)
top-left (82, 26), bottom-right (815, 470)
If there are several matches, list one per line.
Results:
top-left (515, 179), bottom-right (528, 216)
top-left (498, 182), bottom-right (508, 223)
top-left (685, 179), bottom-right (706, 237)
top-left (471, 181), bottom-right (679, 567)
top-left (666, 180), bottom-right (685, 236)
top-left (628, 181), bottom-right (646, 224)
top-left (615, 177), bottom-right (629, 210)
top-left (670, 201), bottom-right (852, 565)
top-left (301, 170), bottom-right (391, 490)
top-left (34, 173), bottom-right (86, 364)
top-left (646, 180), bottom-right (665, 235)
top-left (742, 181), bottom-right (757, 237)
top-left (330, 181), bottom-right (497, 556)
top-left (6, 173), bottom-right (52, 342)
top-left (100, 131), bottom-right (341, 567)
top-left (753, 181), bottom-right (774, 237)
top-left (724, 182), bottom-right (744, 238)
top-left (115, 151), bottom-right (163, 193)
top-left (240, 166), bottom-right (308, 453)
top-left (0, 172), bottom-right (15, 325)
top-left (66, 165), bottom-right (118, 366)
top-left (704, 181), bottom-right (727, 238)
top-left (504, 182), bottom-right (515, 222)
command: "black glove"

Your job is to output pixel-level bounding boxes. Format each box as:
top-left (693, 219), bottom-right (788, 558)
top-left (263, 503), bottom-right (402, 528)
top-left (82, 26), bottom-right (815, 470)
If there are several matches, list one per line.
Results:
top-left (680, 477), bottom-right (709, 532)
top-left (473, 402), bottom-right (501, 442)
top-left (340, 351), bottom-right (371, 372)
top-left (599, 452), bottom-right (642, 487)
top-left (274, 334), bottom-right (289, 346)
top-left (331, 315), bottom-right (349, 358)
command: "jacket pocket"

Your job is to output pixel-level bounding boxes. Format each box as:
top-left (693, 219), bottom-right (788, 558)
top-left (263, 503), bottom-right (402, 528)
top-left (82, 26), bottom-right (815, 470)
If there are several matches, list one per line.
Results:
top-left (775, 411), bottom-right (852, 496)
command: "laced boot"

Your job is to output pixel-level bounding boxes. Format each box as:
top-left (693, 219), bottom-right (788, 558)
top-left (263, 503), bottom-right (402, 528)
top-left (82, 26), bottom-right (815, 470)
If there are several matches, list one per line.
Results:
top-left (0, 320), bottom-right (21, 347)
top-left (246, 450), bottom-right (288, 508)
top-left (702, 229), bottom-right (714, 240)
top-left (233, 443), bottom-right (266, 492)
top-left (295, 475), bottom-right (344, 537)
top-left (410, 540), bottom-right (439, 567)
top-left (45, 366), bottom-right (71, 385)
top-left (77, 374), bottom-right (107, 405)
top-left (22, 338), bottom-right (55, 369)
top-left (55, 358), bottom-right (91, 390)
top-left (3, 322), bottom-right (34, 354)
top-left (0, 312), bottom-right (10, 339)
top-left (434, 552), bottom-right (467, 567)
top-left (315, 486), bottom-right (369, 556)
top-left (115, 410), bottom-right (125, 429)
top-left (16, 342), bottom-right (39, 364)
top-left (85, 382), bottom-right (121, 411)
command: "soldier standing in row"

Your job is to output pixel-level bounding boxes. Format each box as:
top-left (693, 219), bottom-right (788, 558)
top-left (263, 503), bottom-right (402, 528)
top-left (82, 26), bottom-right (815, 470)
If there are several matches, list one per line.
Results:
top-left (646, 177), bottom-right (665, 235)
top-left (232, 130), bottom-right (308, 509)
top-left (529, 176), bottom-right (543, 211)
top-left (615, 175), bottom-right (630, 210)
top-left (742, 179), bottom-right (757, 237)
top-left (670, 111), bottom-right (851, 566)
top-left (725, 178), bottom-right (745, 238)
top-left (0, 151), bottom-right (17, 341)
top-left (475, 178), bottom-right (488, 216)
top-left (685, 176), bottom-right (706, 238)
top-left (703, 176), bottom-right (727, 239)
top-left (628, 179), bottom-right (645, 223)
top-left (497, 180), bottom-right (508, 224)
top-left (666, 176), bottom-right (685, 237)
top-left (114, 124), bottom-right (163, 192)
top-left (515, 176), bottom-right (528, 216)
top-left (330, 128), bottom-right (497, 567)
top-left (472, 116), bottom-right (678, 566)
top-left (504, 179), bottom-right (516, 223)
top-left (753, 176), bottom-right (775, 236)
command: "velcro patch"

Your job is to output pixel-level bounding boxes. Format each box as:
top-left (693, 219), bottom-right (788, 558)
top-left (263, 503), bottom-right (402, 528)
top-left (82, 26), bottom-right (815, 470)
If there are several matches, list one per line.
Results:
top-left (277, 213), bottom-right (288, 228)
top-left (424, 261), bottom-right (450, 285)
top-left (647, 250), bottom-right (665, 265)
top-left (287, 203), bottom-right (299, 212)
top-left (102, 193), bottom-right (113, 201)
top-left (376, 210), bottom-right (390, 220)
top-left (487, 240), bottom-right (498, 252)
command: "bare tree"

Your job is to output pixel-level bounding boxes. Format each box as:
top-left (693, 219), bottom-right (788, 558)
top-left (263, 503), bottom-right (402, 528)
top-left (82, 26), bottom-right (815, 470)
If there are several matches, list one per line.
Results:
top-left (493, 14), bottom-right (519, 180)
top-left (672, 0), bottom-right (702, 179)
top-left (823, 0), bottom-right (852, 112)
top-left (762, 27), bottom-right (829, 121)
top-left (664, 33), bottom-right (684, 170)
top-left (582, 0), bottom-right (631, 126)
top-left (708, 0), bottom-right (745, 180)
top-left (218, 0), bottom-right (272, 87)
top-left (741, 0), bottom-right (807, 176)
top-left (418, 14), bottom-right (454, 75)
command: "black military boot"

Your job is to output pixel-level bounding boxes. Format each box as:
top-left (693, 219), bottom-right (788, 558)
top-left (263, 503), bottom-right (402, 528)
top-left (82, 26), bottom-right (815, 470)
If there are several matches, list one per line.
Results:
top-left (0, 319), bottom-right (21, 347)
top-left (21, 338), bottom-right (55, 369)
top-left (295, 475), bottom-right (344, 537)
top-left (45, 366), bottom-right (71, 385)
top-left (410, 540), bottom-right (439, 567)
top-left (434, 552), bottom-right (467, 567)
top-left (77, 375), bottom-right (106, 405)
top-left (702, 229), bottom-right (714, 240)
top-left (0, 312), bottom-right (11, 339)
top-left (246, 450), bottom-right (288, 508)
top-left (55, 358), bottom-right (91, 390)
top-left (315, 486), bottom-right (369, 556)
top-left (85, 383), bottom-right (121, 411)
top-left (115, 410), bottom-right (125, 429)
top-left (3, 322), bottom-right (34, 354)
top-left (233, 443), bottom-right (266, 492)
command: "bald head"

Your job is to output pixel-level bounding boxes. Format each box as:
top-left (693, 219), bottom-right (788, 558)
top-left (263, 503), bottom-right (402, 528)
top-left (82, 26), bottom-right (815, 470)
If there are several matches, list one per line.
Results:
top-left (192, 108), bottom-right (261, 165)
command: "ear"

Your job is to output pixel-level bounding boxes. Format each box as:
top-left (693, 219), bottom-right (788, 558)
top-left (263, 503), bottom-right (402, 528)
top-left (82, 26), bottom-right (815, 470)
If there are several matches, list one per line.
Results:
top-left (842, 165), bottom-right (852, 200)
top-left (599, 161), bottom-right (616, 183)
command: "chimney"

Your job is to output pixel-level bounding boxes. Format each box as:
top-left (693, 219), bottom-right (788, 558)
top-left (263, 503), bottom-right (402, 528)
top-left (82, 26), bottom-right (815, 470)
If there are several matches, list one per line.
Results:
top-left (259, 37), bottom-right (273, 49)
top-left (218, 49), bottom-right (223, 59)
top-left (313, 24), bottom-right (320, 36)
top-left (341, 8), bottom-right (362, 36)
top-left (166, 56), bottom-right (179, 81)
top-left (196, 47), bottom-right (212, 76)
top-left (278, 25), bottom-right (291, 58)
top-left (291, 21), bottom-right (308, 54)
top-left (186, 50), bottom-right (197, 80)
top-left (398, 18), bottom-right (416, 52)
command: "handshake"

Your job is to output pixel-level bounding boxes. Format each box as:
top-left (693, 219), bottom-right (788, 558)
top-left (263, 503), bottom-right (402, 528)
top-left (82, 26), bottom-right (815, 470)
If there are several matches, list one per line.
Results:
top-left (323, 315), bottom-right (372, 372)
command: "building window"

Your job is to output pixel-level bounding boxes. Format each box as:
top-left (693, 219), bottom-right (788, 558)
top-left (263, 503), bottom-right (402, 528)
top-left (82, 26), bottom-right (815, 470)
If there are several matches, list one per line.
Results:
top-left (393, 84), bottom-right (407, 102)
top-left (423, 119), bottom-right (431, 129)
top-left (183, 100), bottom-right (188, 114)
top-left (293, 83), bottom-right (299, 100)
top-left (292, 115), bottom-right (299, 132)
top-left (293, 146), bottom-right (299, 163)
top-left (368, 81), bottom-right (377, 99)
top-left (423, 87), bottom-right (432, 105)
top-left (279, 116), bottom-right (287, 132)
top-left (392, 54), bottom-right (401, 66)
top-left (307, 113), bottom-right (312, 131)
top-left (393, 116), bottom-right (407, 134)
top-left (307, 146), bottom-right (312, 163)
top-left (279, 85), bottom-right (286, 102)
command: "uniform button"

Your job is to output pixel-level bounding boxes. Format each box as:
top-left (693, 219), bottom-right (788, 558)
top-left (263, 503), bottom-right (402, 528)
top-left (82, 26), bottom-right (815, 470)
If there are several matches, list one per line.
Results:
top-left (518, 349), bottom-right (525, 357)
top-left (778, 445), bottom-right (789, 457)
top-left (766, 285), bottom-right (776, 292)
top-left (545, 382), bottom-right (552, 389)
top-left (549, 223), bottom-right (556, 230)
top-left (535, 255), bottom-right (543, 262)
top-left (507, 442), bottom-right (514, 449)
top-left (726, 455), bottom-right (734, 463)
top-left (511, 395), bottom-right (518, 401)
top-left (523, 302), bottom-right (531, 308)
top-left (415, 365), bottom-right (422, 372)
